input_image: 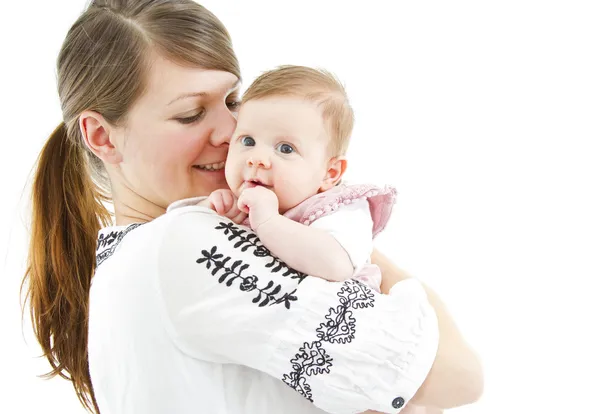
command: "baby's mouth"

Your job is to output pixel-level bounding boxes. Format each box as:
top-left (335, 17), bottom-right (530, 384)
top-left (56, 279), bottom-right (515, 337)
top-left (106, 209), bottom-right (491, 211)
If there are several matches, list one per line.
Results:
top-left (244, 179), bottom-right (270, 189)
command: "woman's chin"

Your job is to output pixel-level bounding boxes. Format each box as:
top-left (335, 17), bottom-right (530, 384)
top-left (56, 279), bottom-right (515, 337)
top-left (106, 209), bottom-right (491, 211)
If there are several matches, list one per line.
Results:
top-left (190, 167), bottom-right (229, 193)
top-left (192, 166), bottom-right (226, 182)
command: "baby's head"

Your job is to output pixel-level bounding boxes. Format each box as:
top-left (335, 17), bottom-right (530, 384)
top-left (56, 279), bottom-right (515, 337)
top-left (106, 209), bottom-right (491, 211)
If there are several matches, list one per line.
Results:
top-left (225, 65), bottom-right (354, 212)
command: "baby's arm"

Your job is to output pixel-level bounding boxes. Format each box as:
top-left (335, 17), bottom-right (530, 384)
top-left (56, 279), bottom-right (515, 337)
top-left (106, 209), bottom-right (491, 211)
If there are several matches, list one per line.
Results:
top-left (238, 187), bottom-right (353, 282)
top-left (258, 214), bottom-right (354, 282)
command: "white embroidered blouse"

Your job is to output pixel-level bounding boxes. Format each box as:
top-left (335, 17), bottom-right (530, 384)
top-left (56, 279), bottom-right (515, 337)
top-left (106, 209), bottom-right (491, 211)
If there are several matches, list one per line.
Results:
top-left (88, 200), bottom-right (438, 414)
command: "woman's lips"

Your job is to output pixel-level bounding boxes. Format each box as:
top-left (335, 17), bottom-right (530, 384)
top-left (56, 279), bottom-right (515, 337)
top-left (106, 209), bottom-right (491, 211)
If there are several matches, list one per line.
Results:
top-left (193, 161), bottom-right (226, 171)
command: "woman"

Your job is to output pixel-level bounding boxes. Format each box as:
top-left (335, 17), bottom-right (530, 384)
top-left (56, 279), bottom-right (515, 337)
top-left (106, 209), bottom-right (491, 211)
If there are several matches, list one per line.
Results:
top-left (24, 1), bottom-right (482, 413)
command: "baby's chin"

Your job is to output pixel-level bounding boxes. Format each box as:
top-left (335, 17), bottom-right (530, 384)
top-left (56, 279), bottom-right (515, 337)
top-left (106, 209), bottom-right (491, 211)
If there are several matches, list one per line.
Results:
top-left (222, 176), bottom-right (238, 194)
top-left (230, 180), bottom-right (244, 197)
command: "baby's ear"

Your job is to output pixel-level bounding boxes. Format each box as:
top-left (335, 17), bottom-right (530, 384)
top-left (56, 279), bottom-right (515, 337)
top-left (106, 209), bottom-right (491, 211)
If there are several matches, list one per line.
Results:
top-left (320, 156), bottom-right (347, 192)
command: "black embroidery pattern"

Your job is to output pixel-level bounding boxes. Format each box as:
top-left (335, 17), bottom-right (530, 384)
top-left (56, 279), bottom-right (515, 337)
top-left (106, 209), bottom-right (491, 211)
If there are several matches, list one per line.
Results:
top-left (96, 223), bottom-right (143, 266)
top-left (97, 231), bottom-right (119, 250)
top-left (282, 280), bottom-right (375, 402)
top-left (197, 246), bottom-right (298, 309)
top-left (215, 222), bottom-right (307, 282)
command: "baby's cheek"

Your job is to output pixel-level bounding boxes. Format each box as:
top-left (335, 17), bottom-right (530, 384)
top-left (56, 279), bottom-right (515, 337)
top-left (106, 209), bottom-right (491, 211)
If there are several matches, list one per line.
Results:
top-left (224, 157), bottom-right (241, 191)
top-left (277, 182), bottom-right (311, 212)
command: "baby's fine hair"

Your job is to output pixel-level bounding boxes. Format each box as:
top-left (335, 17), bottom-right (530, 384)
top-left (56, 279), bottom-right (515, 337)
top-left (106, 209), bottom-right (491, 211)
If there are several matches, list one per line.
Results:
top-left (242, 65), bottom-right (354, 156)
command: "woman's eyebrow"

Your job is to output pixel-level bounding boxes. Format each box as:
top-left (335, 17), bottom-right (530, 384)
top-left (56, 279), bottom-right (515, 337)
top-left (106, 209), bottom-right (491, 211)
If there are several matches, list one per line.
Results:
top-left (228, 80), bottom-right (242, 94)
top-left (168, 80), bottom-right (241, 106)
top-left (168, 91), bottom-right (207, 106)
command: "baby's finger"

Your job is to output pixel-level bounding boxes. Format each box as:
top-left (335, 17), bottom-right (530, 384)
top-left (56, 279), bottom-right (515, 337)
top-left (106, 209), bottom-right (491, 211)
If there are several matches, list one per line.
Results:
top-left (237, 194), bottom-right (250, 214)
top-left (221, 190), bottom-right (236, 212)
top-left (212, 195), bottom-right (227, 216)
top-left (223, 203), bottom-right (241, 219)
top-left (231, 210), bottom-right (248, 224)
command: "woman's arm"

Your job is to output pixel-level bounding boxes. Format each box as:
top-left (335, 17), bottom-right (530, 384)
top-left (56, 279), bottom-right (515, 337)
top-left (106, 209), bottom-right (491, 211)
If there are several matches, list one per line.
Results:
top-left (371, 249), bottom-right (484, 409)
top-left (157, 208), bottom-right (439, 414)
top-left (363, 405), bottom-right (444, 414)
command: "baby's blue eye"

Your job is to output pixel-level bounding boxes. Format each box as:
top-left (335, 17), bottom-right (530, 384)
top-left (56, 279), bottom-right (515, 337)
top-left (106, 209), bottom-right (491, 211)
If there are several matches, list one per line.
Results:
top-left (277, 143), bottom-right (295, 154)
top-left (241, 136), bottom-right (255, 146)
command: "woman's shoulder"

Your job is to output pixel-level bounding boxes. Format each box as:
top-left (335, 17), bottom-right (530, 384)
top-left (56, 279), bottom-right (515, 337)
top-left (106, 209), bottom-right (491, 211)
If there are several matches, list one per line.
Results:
top-left (160, 196), bottom-right (247, 242)
top-left (95, 197), bottom-right (223, 268)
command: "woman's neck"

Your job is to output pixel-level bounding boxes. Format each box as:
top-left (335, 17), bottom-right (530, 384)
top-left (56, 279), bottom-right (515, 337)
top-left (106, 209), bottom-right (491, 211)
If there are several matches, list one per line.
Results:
top-left (110, 181), bottom-right (166, 226)
top-left (114, 203), bottom-right (164, 226)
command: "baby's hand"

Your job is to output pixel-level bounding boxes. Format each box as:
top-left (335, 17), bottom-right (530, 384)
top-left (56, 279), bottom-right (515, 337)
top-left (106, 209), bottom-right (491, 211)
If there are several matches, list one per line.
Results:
top-left (237, 186), bottom-right (279, 230)
top-left (203, 189), bottom-right (248, 224)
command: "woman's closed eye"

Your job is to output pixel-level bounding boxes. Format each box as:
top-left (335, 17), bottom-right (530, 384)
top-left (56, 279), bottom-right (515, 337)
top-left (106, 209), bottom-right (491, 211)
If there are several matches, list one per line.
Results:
top-left (276, 143), bottom-right (296, 154)
top-left (175, 108), bottom-right (206, 125)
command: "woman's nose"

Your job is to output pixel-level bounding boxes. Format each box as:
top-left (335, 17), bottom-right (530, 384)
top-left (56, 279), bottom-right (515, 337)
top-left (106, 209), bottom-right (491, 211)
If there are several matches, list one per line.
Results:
top-left (209, 106), bottom-right (237, 146)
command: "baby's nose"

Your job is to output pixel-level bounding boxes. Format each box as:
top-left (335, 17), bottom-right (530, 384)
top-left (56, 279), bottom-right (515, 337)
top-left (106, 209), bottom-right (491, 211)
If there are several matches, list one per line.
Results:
top-left (247, 152), bottom-right (271, 168)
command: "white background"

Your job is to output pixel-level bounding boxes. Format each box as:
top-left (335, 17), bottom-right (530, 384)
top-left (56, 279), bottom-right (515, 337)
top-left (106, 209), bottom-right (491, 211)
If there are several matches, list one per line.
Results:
top-left (1, 0), bottom-right (599, 413)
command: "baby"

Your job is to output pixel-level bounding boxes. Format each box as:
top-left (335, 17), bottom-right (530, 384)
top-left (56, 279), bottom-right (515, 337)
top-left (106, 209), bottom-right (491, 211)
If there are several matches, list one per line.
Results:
top-left (201, 65), bottom-right (396, 292)
top-left (202, 65), bottom-right (441, 414)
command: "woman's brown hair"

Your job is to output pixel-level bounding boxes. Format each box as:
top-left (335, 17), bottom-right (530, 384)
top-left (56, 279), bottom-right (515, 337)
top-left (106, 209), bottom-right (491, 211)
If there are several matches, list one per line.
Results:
top-left (22, 1), bottom-right (240, 412)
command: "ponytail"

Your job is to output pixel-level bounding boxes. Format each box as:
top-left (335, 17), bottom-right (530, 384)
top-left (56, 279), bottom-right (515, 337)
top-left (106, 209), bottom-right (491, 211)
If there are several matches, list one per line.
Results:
top-left (23, 122), bottom-right (111, 413)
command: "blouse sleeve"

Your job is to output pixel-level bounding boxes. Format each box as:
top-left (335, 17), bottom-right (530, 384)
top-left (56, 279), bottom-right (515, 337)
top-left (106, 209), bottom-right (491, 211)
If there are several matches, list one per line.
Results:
top-left (156, 206), bottom-right (438, 414)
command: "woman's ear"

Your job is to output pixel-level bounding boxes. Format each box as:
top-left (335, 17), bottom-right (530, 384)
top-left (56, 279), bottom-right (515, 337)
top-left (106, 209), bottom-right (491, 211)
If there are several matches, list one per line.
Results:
top-left (79, 110), bottom-right (122, 164)
top-left (320, 156), bottom-right (347, 192)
